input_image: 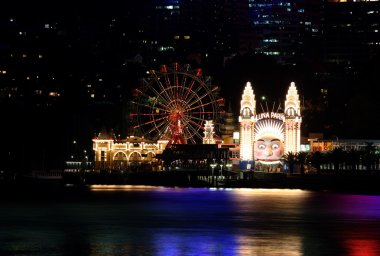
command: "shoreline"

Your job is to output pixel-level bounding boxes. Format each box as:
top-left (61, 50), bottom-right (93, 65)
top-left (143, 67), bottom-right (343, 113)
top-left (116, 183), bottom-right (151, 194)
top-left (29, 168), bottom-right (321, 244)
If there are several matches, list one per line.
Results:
top-left (2, 171), bottom-right (380, 195)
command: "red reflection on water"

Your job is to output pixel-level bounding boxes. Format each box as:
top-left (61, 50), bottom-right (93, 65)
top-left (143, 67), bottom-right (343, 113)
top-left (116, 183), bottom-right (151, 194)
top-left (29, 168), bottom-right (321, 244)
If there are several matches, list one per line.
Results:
top-left (345, 239), bottom-right (380, 256)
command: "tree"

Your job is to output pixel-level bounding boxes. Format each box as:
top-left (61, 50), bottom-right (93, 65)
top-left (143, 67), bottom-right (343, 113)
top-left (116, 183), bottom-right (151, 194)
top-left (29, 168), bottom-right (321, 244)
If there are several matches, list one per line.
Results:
top-left (362, 142), bottom-right (377, 171)
top-left (331, 147), bottom-right (344, 171)
top-left (346, 148), bottom-right (360, 171)
top-left (284, 152), bottom-right (297, 174)
top-left (297, 152), bottom-right (308, 174)
top-left (309, 151), bottom-right (323, 174)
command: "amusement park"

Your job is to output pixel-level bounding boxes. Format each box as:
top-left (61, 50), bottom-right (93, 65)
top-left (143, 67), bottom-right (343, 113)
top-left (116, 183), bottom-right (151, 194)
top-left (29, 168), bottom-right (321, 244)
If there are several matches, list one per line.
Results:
top-left (60, 62), bottom-right (380, 188)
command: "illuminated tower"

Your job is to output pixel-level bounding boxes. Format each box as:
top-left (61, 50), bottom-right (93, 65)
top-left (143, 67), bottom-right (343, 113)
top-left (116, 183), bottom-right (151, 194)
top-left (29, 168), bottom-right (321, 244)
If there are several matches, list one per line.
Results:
top-left (203, 120), bottom-right (216, 144)
top-left (284, 82), bottom-right (302, 153)
top-left (239, 82), bottom-right (256, 161)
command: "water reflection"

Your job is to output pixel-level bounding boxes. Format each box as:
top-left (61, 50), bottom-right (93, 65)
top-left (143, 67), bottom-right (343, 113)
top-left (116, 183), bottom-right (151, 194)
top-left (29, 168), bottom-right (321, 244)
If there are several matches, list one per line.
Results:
top-left (1, 186), bottom-right (380, 255)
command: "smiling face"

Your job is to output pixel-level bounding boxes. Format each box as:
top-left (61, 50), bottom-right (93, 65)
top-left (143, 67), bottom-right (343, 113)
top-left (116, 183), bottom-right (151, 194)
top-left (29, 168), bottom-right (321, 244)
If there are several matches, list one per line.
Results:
top-left (254, 137), bottom-right (284, 163)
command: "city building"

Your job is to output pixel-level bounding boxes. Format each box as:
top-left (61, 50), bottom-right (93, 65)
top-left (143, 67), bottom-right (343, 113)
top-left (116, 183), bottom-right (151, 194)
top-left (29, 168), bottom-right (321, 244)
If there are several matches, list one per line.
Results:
top-left (324, 0), bottom-right (380, 65)
top-left (179, 0), bottom-right (254, 62)
top-left (248, 0), bottom-right (323, 64)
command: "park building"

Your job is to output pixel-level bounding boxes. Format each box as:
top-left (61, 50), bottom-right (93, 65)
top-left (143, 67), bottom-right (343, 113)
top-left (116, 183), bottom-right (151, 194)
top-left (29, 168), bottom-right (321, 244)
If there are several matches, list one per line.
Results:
top-left (239, 81), bottom-right (302, 167)
top-left (309, 139), bottom-right (380, 153)
top-left (92, 131), bottom-right (168, 171)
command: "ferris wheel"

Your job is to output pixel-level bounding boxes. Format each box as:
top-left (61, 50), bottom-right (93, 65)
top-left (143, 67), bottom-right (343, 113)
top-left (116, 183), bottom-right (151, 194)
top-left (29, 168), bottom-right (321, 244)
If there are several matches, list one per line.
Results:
top-left (130, 63), bottom-right (224, 144)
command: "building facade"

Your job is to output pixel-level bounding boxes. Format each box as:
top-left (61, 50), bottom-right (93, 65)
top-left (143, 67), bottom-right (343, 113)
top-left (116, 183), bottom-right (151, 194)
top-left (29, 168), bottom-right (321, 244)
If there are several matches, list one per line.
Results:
top-left (239, 81), bottom-right (302, 164)
top-left (324, 0), bottom-right (380, 64)
top-left (93, 133), bottom-right (168, 170)
top-left (248, 0), bottom-right (322, 64)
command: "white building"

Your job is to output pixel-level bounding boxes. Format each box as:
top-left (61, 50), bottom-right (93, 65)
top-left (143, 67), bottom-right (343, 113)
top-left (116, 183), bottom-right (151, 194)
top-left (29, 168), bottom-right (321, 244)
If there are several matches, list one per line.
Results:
top-left (239, 82), bottom-right (302, 164)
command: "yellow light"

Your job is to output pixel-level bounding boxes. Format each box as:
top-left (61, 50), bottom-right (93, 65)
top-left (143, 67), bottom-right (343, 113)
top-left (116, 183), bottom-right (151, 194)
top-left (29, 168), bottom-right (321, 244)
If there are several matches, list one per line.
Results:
top-left (257, 160), bottom-right (281, 165)
top-left (90, 185), bottom-right (159, 191)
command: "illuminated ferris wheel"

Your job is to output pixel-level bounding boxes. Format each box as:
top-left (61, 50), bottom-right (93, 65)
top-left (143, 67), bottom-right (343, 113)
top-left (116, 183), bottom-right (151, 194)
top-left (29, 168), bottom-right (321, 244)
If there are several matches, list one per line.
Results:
top-left (130, 63), bottom-right (224, 144)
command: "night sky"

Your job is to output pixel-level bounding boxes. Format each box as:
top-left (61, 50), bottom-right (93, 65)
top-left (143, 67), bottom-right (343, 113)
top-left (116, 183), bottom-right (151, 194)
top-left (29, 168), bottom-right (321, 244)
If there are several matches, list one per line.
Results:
top-left (1, 0), bottom-right (380, 171)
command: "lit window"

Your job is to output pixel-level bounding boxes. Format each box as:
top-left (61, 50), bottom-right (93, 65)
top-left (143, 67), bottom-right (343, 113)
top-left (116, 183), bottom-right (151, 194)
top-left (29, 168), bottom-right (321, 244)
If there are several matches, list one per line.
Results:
top-left (49, 92), bottom-right (60, 97)
top-left (38, 54), bottom-right (43, 59)
top-left (22, 54), bottom-right (27, 58)
top-left (184, 35), bottom-right (190, 40)
top-left (87, 84), bottom-right (92, 88)
top-left (174, 35), bottom-right (180, 39)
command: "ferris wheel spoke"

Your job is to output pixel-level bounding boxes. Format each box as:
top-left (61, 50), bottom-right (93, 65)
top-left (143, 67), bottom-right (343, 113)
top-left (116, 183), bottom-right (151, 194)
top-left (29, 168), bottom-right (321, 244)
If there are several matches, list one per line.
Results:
top-left (163, 73), bottom-right (175, 100)
top-left (182, 119), bottom-right (203, 141)
top-left (174, 71), bottom-right (180, 103)
top-left (184, 83), bottom-right (204, 104)
top-left (183, 78), bottom-right (197, 101)
top-left (157, 122), bottom-right (171, 137)
top-left (182, 118), bottom-right (203, 138)
top-left (184, 118), bottom-right (204, 131)
top-left (188, 83), bottom-right (218, 106)
top-left (182, 128), bottom-right (197, 144)
top-left (164, 85), bottom-right (178, 108)
top-left (187, 87), bottom-right (218, 108)
top-left (182, 120), bottom-right (202, 137)
top-left (130, 101), bottom-right (169, 114)
top-left (150, 119), bottom-right (170, 135)
top-left (186, 111), bottom-right (218, 115)
top-left (179, 74), bottom-right (188, 99)
top-left (134, 87), bottom-right (170, 110)
top-left (183, 114), bottom-right (206, 123)
top-left (133, 115), bottom-right (168, 129)
top-left (144, 81), bottom-right (172, 107)
top-left (186, 98), bottom-right (223, 113)
top-left (149, 73), bottom-right (174, 104)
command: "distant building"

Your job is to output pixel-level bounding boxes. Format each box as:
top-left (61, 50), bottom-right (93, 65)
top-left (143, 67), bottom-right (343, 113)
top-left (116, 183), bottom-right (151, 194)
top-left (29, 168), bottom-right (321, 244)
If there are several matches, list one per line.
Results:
top-left (324, 0), bottom-right (380, 64)
top-left (92, 132), bottom-right (168, 170)
top-left (248, 0), bottom-right (323, 64)
top-left (220, 100), bottom-right (239, 144)
top-left (310, 139), bottom-right (380, 152)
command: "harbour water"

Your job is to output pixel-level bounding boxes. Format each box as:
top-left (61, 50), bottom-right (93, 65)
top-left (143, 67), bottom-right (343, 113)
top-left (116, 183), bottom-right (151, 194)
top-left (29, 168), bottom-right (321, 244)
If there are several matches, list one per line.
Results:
top-left (1, 185), bottom-right (380, 255)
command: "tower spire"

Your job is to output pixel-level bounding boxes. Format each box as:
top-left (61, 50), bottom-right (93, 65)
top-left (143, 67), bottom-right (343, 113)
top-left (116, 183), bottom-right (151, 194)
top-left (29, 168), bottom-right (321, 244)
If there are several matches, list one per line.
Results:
top-left (239, 82), bottom-right (256, 161)
top-left (284, 82), bottom-right (302, 153)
